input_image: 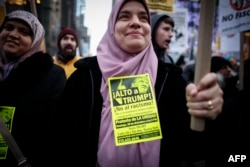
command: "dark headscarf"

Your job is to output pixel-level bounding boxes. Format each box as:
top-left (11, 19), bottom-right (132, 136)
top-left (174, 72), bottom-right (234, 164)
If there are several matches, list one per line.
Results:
top-left (0, 10), bottom-right (45, 81)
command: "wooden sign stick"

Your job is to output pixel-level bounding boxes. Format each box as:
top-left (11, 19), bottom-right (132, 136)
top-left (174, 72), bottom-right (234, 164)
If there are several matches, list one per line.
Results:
top-left (191, 0), bottom-right (216, 131)
top-left (29, 0), bottom-right (46, 52)
top-left (29, 0), bottom-right (38, 17)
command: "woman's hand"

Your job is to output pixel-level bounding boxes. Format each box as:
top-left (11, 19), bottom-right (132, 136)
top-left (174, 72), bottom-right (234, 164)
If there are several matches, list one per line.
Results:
top-left (186, 73), bottom-right (223, 120)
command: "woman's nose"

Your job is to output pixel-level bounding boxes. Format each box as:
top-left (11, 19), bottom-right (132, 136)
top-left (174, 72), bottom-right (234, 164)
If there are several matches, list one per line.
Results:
top-left (130, 16), bottom-right (141, 27)
top-left (9, 29), bottom-right (19, 38)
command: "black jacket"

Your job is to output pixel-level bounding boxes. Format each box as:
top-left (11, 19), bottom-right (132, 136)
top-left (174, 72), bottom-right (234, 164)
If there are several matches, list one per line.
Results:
top-left (0, 51), bottom-right (67, 167)
top-left (52, 56), bottom-right (210, 167)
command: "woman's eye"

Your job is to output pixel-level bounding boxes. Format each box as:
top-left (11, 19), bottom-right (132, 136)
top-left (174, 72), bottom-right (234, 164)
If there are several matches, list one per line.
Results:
top-left (119, 14), bottom-right (129, 19)
top-left (20, 29), bottom-right (32, 36)
top-left (3, 25), bottom-right (13, 31)
top-left (139, 15), bottom-right (149, 22)
top-left (21, 31), bottom-right (30, 36)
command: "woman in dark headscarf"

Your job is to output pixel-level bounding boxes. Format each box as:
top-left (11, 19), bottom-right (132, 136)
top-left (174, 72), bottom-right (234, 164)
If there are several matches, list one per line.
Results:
top-left (0, 10), bottom-right (66, 167)
top-left (52, 0), bottom-right (224, 166)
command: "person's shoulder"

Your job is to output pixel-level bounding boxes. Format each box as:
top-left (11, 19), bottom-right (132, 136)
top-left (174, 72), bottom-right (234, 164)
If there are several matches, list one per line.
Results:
top-left (71, 55), bottom-right (83, 63)
top-left (183, 60), bottom-right (195, 70)
top-left (74, 56), bottom-right (98, 69)
top-left (32, 51), bottom-right (50, 58)
top-left (32, 52), bottom-right (65, 75)
top-left (28, 52), bottom-right (67, 80)
top-left (48, 64), bottom-right (67, 80)
top-left (52, 63), bottom-right (66, 72)
top-left (158, 60), bottom-right (183, 74)
top-left (69, 56), bottom-right (101, 83)
top-left (42, 55), bottom-right (66, 76)
top-left (25, 51), bottom-right (53, 67)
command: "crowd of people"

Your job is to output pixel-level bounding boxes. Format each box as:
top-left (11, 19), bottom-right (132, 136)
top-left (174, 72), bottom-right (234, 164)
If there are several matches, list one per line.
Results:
top-left (0, 0), bottom-right (249, 167)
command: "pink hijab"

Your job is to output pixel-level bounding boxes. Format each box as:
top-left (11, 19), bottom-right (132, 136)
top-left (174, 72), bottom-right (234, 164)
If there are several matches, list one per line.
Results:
top-left (96, 0), bottom-right (160, 167)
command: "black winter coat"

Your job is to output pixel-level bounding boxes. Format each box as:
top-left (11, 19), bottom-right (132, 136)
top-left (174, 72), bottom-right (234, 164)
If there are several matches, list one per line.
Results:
top-left (0, 51), bottom-right (67, 167)
top-left (52, 56), bottom-right (211, 167)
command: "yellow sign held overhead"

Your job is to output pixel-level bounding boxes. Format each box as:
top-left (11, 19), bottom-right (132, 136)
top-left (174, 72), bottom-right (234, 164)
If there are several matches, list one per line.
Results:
top-left (0, 0), bottom-right (6, 25)
top-left (6, 0), bottom-right (26, 5)
top-left (146, 0), bottom-right (174, 13)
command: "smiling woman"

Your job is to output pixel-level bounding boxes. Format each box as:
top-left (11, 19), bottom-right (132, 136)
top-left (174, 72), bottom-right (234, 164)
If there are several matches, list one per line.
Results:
top-left (0, 10), bottom-right (67, 167)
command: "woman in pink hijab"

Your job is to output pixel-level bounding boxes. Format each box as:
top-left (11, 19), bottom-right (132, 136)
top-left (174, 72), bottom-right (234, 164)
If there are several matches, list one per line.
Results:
top-left (52, 0), bottom-right (224, 166)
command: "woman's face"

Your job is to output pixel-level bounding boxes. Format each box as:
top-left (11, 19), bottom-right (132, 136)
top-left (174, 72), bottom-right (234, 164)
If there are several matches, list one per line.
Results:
top-left (115, 1), bottom-right (151, 54)
top-left (0, 19), bottom-right (32, 59)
